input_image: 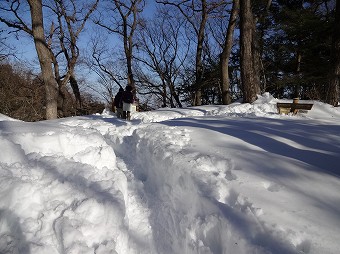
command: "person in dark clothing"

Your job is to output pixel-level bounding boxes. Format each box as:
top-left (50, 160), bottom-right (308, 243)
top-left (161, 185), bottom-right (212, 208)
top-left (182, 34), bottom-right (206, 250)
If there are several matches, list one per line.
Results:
top-left (122, 85), bottom-right (134, 120)
top-left (113, 87), bottom-right (124, 118)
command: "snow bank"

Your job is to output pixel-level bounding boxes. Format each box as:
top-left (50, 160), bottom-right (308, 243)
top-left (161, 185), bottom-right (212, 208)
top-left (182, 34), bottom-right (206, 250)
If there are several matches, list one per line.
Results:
top-left (1, 94), bottom-right (340, 254)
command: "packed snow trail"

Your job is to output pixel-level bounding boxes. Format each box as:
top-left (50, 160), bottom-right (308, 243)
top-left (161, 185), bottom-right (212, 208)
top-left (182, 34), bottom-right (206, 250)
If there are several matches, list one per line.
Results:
top-left (106, 120), bottom-right (308, 254)
top-left (58, 115), bottom-right (301, 253)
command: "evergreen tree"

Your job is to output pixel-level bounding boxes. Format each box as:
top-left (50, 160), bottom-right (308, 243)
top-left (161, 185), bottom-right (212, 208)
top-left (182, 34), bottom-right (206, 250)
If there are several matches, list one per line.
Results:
top-left (326, 0), bottom-right (340, 106)
top-left (263, 0), bottom-right (334, 99)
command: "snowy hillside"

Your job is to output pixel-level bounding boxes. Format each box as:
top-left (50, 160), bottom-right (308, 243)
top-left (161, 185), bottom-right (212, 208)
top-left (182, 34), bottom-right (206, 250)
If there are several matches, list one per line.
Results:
top-left (1, 93), bottom-right (340, 254)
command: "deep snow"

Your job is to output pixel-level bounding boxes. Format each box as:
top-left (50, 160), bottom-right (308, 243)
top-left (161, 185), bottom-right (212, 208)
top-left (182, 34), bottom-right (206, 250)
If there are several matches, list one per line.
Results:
top-left (0, 93), bottom-right (340, 254)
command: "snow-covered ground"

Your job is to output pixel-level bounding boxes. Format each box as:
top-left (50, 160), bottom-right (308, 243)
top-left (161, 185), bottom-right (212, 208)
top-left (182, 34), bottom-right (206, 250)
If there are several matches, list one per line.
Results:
top-left (1, 93), bottom-right (340, 254)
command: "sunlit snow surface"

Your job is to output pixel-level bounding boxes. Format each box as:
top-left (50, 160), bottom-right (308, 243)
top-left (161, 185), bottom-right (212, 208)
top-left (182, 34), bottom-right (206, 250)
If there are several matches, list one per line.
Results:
top-left (1, 93), bottom-right (340, 254)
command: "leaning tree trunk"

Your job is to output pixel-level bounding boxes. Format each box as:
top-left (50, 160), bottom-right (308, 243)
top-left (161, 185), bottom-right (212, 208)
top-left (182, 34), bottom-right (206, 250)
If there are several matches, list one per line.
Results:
top-left (220, 0), bottom-right (239, 105)
top-left (239, 0), bottom-right (261, 103)
top-left (326, 0), bottom-right (340, 106)
top-left (28, 0), bottom-right (58, 119)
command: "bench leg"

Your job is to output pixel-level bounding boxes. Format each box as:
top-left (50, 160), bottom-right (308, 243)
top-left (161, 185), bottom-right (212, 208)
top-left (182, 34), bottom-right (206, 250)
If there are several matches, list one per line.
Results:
top-left (290, 109), bottom-right (298, 115)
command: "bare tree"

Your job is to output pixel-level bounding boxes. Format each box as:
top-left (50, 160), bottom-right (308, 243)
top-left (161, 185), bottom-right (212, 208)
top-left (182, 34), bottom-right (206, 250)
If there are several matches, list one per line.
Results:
top-left (46, 0), bottom-right (99, 115)
top-left (158, 0), bottom-right (229, 106)
top-left (0, 30), bottom-right (16, 61)
top-left (28, 0), bottom-right (59, 119)
top-left (94, 0), bottom-right (145, 92)
top-left (158, 0), bottom-right (220, 106)
top-left (239, 0), bottom-right (261, 103)
top-left (0, 0), bottom-right (99, 118)
top-left (326, 0), bottom-right (340, 106)
top-left (136, 8), bottom-right (189, 108)
top-left (0, 0), bottom-right (59, 119)
top-left (84, 35), bottom-right (128, 107)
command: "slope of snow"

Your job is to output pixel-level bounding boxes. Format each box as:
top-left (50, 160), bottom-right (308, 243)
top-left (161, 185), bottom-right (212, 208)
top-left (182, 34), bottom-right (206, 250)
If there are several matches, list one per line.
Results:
top-left (0, 93), bottom-right (339, 254)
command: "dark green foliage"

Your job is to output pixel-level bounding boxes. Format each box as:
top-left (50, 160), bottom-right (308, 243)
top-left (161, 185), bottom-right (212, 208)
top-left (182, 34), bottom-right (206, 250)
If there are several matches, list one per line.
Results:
top-left (262, 0), bottom-right (335, 99)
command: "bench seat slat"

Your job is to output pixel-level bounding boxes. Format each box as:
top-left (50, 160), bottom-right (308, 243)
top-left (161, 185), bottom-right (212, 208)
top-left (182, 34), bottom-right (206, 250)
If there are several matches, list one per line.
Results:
top-left (277, 102), bottom-right (313, 114)
top-left (277, 103), bottom-right (313, 110)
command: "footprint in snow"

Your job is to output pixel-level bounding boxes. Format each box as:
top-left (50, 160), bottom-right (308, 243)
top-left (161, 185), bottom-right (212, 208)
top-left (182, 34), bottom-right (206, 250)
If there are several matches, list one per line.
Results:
top-left (295, 239), bottom-right (312, 253)
top-left (262, 182), bottom-right (283, 192)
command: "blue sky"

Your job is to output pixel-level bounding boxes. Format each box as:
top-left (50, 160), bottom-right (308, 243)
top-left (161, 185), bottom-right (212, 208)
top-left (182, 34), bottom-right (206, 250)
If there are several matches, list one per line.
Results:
top-left (2, 0), bottom-right (157, 67)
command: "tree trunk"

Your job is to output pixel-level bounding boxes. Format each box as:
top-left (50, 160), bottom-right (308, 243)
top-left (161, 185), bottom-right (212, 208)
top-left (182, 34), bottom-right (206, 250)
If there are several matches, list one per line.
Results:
top-left (327, 0), bottom-right (340, 106)
top-left (57, 85), bottom-right (73, 117)
top-left (168, 80), bottom-right (183, 108)
top-left (28, 0), bottom-right (58, 119)
top-left (69, 74), bottom-right (82, 108)
top-left (220, 0), bottom-right (239, 105)
top-left (239, 0), bottom-right (261, 103)
top-left (194, 0), bottom-right (208, 106)
top-left (294, 51), bottom-right (302, 98)
top-left (119, 0), bottom-right (138, 92)
top-left (162, 79), bottom-right (167, 107)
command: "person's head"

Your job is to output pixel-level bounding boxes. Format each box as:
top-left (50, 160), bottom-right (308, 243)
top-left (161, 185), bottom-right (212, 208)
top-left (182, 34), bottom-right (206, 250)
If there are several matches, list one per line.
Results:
top-left (125, 85), bottom-right (133, 92)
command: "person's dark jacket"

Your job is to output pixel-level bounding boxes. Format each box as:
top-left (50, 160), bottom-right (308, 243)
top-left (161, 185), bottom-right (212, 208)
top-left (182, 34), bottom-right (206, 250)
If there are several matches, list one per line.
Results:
top-left (114, 89), bottom-right (124, 108)
top-left (122, 85), bottom-right (134, 104)
top-left (122, 91), bottom-right (134, 104)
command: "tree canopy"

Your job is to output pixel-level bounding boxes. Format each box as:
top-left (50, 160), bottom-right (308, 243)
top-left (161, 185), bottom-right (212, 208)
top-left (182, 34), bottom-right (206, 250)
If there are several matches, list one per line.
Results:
top-left (0, 0), bottom-right (338, 120)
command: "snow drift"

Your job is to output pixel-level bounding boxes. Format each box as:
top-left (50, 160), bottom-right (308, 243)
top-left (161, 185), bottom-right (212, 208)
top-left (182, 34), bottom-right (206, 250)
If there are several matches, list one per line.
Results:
top-left (1, 93), bottom-right (340, 254)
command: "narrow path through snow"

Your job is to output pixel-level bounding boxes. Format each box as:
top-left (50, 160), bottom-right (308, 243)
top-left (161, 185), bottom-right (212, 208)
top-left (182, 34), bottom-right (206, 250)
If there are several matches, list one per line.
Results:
top-left (105, 120), bottom-right (302, 254)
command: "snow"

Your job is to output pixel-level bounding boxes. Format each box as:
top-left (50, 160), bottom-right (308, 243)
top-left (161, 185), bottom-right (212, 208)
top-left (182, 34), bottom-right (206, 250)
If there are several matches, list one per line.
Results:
top-left (1, 93), bottom-right (340, 254)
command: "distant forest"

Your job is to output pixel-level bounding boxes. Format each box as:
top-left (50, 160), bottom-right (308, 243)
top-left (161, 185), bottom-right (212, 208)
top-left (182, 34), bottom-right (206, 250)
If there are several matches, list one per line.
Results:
top-left (1, 0), bottom-right (339, 121)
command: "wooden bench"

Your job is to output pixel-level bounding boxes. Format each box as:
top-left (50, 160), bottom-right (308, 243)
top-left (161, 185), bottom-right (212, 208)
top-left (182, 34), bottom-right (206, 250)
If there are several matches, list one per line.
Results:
top-left (277, 101), bottom-right (313, 115)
